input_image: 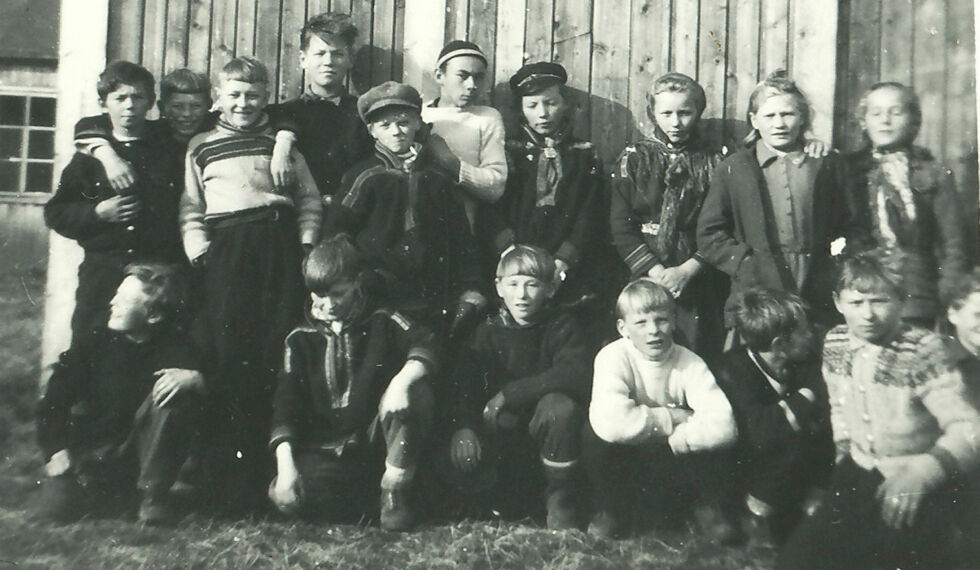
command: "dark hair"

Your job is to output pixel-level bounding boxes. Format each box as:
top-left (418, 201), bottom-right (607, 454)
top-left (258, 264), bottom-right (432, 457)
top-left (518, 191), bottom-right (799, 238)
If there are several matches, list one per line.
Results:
top-left (743, 69), bottom-right (811, 148)
top-left (123, 263), bottom-right (188, 324)
top-left (946, 267), bottom-right (980, 311)
top-left (733, 289), bottom-right (808, 351)
top-left (160, 68), bottom-right (212, 105)
top-left (856, 81), bottom-right (923, 146)
top-left (220, 56), bottom-right (269, 85)
top-left (616, 279), bottom-right (676, 319)
top-left (646, 72), bottom-right (707, 118)
top-left (97, 60), bottom-right (156, 104)
top-left (835, 249), bottom-right (906, 299)
top-left (495, 244), bottom-right (556, 283)
top-left (300, 12), bottom-right (357, 52)
top-left (303, 234), bottom-right (364, 293)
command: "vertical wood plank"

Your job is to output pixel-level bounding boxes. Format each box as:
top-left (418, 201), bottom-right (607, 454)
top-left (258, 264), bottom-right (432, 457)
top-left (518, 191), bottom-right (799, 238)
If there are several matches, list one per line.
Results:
top-left (402, 0), bottom-right (444, 99)
top-left (349, 0), bottom-right (374, 95)
top-left (492, 0), bottom-right (527, 130)
top-left (142, 0), bottom-right (168, 80)
top-left (468, 0), bottom-right (498, 103)
top-left (255, 0), bottom-right (284, 100)
top-left (445, 0), bottom-right (470, 41)
top-left (391, 0), bottom-right (405, 80)
top-left (791, 0), bottom-right (838, 144)
top-left (697, 0), bottom-right (727, 147)
top-left (841, 0), bottom-right (880, 151)
top-left (759, 0), bottom-right (789, 75)
top-left (209, 0), bottom-right (237, 82)
top-left (279, 0), bottom-right (306, 100)
top-left (946, 0), bottom-right (977, 252)
top-left (524, 0), bottom-right (555, 63)
top-left (553, 1), bottom-right (592, 138)
top-left (308, 0), bottom-right (330, 15)
top-left (187, 0), bottom-right (214, 74)
top-left (672, 0), bottom-right (699, 77)
top-left (107, 0), bottom-right (145, 63)
top-left (372, 0), bottom-right (396, 84)
top-left (727, 0), bottom-right (760, 145)
top-left (880, 0), bottom-right (913, 84)
top-left (913, 0), bottom-right (946, 159)
top-left (628, 0), bottom-right (671, 138)
top-left (236, 0), bottom-right (259, 56)
top-left (590, 0), bottom-right (631, 166)
top-left (164, 0), bottom-right (190, 72)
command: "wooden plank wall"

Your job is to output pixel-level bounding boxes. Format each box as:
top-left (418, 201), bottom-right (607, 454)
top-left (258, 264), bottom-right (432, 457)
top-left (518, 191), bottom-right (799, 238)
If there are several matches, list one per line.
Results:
top-left (102, 0), bottom-right (844, 167)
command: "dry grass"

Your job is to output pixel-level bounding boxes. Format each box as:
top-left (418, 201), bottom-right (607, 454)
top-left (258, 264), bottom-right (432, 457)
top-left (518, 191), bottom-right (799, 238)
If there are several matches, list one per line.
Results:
top-left (0, 269), bottom-right (774, 569)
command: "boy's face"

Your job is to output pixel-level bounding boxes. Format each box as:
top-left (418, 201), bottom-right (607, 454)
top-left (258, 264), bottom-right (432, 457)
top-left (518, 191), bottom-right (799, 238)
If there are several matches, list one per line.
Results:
top-left (750, 94), bottom-right (804, 152)
top-left (367, 108), bottom-right (422, 154)
top-left (775, 316), bottom-right (815, 363)
top-left (101, 84), bottom-right (153, 134)
top-left (300, 34), bottom-right (353, 92)
top-left (861, 86), bottom-right (913, 149)
top-left (617, 308), bottom-right (676, 361)
top-left (107, 276), bottom-right (159, 334)
top-left (834, 287), bottom-right (904, 344)
top-left (948, 292), bottom-right (980, 355)
top-left (161, 92), bottom-right (210, 139)
top-left (652, 90), bottom-right (699, 145)
top-left (435, 56), bottom-right (488, 108)
top-left (217, 79), bottom-right (268, 129)
top-left (521, 85), bottom-right (568, 136)
top-left (310, 279), bottom-right (359, 323)
top-left (495, 273), bottom-right (552, 325)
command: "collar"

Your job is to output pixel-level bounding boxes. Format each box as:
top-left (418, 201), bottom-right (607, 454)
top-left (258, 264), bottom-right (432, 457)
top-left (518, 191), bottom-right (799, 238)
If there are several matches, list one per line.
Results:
top-left (746, 348), bottom-right (788, 395)
top-left (300, 86), bottom-right (350, 106)
top-left (520, 123), bottom-right (572, 150)
top-left (496, 305), bottom-right (548, 328)
top-left (651, 127), bottom-right (696, 154)
top-left (374, 141), bottom-right (422, 171)
top-left (756, 141), bottom-right (804, 168)
top-left (846, 323), bottom-right (906, 351)
top-left (216, 113), bottom-right (270, 134)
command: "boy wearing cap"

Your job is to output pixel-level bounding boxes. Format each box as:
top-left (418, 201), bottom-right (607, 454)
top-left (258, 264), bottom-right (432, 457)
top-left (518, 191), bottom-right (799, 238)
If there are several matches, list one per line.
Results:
top-left (325, 81), bottom-right (485, 340)
top-left (420, 40), bottom-right (507, 229)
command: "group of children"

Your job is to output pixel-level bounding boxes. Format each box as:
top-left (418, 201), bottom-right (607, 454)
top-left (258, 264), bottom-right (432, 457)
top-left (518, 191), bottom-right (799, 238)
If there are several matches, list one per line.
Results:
top-left (36, 10), bottom-right (980, 566)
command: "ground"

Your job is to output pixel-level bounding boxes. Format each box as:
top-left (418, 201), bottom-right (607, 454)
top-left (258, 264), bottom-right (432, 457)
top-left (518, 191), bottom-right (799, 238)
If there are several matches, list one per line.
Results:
top-left (0, 269), bottom-right (774, 569)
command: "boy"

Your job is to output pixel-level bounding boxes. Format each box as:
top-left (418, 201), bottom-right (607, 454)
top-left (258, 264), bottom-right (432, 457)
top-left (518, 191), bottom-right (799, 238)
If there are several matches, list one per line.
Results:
top-left (777, 250), bottom-right (980, 569)
top-left (36, 263), bottom-right (203, 525)
top-left (714, 289), bottom-right (833, 546)
top-left (447, 245), bottom-right (593, 529)
top-left (181, 56), bottom-right (322, 509)
top-left (421, 40), bottom-right (507, 229)
top-left (583, 279), bottom-right (738, 541)
top-left (45, 61), bottom-right (187, 341)
top-left (269, 234), bottom-right (438, 531)
top-left (325, 81), bottom-right (485, 338)
top-left (267, 12), bottom-right (374, 198)
top-left (946, 267), bottom-right (980, 409)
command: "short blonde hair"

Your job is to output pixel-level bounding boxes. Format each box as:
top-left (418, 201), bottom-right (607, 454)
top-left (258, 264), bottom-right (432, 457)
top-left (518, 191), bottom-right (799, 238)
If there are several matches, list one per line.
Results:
top-left (220, 56), bottom-right (269, 85)
top-left (616, 279), bottom-right (676, 319)
top-left (496, 244), bottom-right (556, 283)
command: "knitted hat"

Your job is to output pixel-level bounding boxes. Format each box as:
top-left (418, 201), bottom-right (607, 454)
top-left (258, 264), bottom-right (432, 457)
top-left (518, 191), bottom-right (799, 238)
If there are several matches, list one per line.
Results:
top-left (509, 61), bottom-right (568, 96)
top-left (435, 40), bottom-right (487, 69)
top-left (356, 81), bottom-right (423, 123)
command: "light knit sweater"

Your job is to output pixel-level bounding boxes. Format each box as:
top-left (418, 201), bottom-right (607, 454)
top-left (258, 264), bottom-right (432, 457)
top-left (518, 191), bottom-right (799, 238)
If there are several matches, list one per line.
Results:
top-left (421, 103), bottom-right (507, 225)
top-left (589, 338), bottom-right (737, 453)
top-left (822, 324), bottom-right (980, 478)
top-left (181, 118), bottom-right (322, 261)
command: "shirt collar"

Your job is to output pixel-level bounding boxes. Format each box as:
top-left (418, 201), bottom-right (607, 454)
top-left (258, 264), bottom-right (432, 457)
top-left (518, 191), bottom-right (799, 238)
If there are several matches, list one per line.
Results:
top-left (301, 86), bottom-right (349, 106)
top-left (746, 348), bottom-right (788, 395)
top-left (756, 142), bottom-right (805, 168)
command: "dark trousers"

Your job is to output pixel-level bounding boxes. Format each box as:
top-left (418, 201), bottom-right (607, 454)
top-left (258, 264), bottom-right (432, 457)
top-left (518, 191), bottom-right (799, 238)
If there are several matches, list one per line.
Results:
top-left (674, 267), bottom-right (727, 367)
top-left (736, 436), bottom-right (833, 513)
top-left (71, 254), bottom-right (127, 340)
top-left (776, 456), bottom-right (956, 570)
top-left (581, 422), bottom-right (736, 520)
top-left (37, 394), bottom-right (201, 521)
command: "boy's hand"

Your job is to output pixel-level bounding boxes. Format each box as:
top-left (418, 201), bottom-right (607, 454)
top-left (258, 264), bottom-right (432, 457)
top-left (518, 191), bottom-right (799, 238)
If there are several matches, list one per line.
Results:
top-left (451, 428), bottom-right (482, 472)
top-left (482, 392), bottom-right (507, 430)
top-left (665, 406), bottom-right (694, 426)
top-left (875, 454), bottom-right (946, 529)
top-left (270, 469), bottom-right (303, 514)
top-left (270, 144), bottom-right (296, 191)
top-left (646, 264), bottom-right (667, 282)
top-left (94, 194), bottom-right (141, 223)
top-left (94, 146), bottom-right (137, 192)
top-left (45, 449), bottom-right (72, 477)
top-left (801, 138), bottom-right (830, 161)
top-left (653, 259), bottom-right (701, 298)
top-left (553, 258), bottom-right (570, 291)
top-left (152, 368), bottom-right (205, 407)
top-left (420, 134), bottom-right (462, 179)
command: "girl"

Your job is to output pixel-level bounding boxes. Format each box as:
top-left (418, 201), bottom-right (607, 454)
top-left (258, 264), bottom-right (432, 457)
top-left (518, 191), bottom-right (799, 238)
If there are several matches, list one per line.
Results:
top-left (845, 82), bottom-right (970, 326)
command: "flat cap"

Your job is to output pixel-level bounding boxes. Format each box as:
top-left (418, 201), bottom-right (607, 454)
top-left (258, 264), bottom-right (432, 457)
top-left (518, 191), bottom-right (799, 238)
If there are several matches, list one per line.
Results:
top-left (436, 40), bottom-right (487, 69)
top-left (509, 61), bottom-right (568, 96)
top-left (357, 81), bottom-right (423, 123)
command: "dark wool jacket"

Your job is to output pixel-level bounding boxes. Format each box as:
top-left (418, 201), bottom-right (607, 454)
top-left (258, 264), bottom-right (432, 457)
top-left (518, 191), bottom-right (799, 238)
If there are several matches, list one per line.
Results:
top-left (945, 335), bottom-right (980, 412)
top-left (44, 138), bottom-right (186, 264)
top-left (611, 135), bottom-right (724, 277)
top-left (845, 146), bottom-right (970, 319)
top-left (325, 146), bottom-right (484, 323)
top-left (696, 148), bottom-right (862, 326)
top-left (36, 326), bottom-right (201, 461)
top-left (713, 348), bottom-right (832, 458)
top-left (269, 306), bottom-right (438, 452)
top-left (267, 92), bottom-right (374, 197)
top-left (450, 308), bottom-right (593, 432)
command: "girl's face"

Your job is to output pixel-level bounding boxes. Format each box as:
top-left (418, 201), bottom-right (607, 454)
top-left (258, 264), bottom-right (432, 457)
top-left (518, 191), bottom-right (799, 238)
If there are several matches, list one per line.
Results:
top-left (750, 93), bottom-right (804, 152)
top-left (521, 84), bottom-right (568, 136)
top-left (652, 90), bottom-right (699, 144)
top-left (861, 86), bottom-right (913, 149)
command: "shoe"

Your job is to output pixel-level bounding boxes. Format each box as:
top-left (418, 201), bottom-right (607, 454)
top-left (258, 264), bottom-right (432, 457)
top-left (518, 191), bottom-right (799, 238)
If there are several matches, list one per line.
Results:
top-left (139, 496), bottom-right (176, 526)
top-left (380, 487), bottom-right (415, 532)
top-left (694, 502), bottom-right (743, 545)
top-left (543, 465), bottom-right (580, 530)
top-left (588, 510), bottom-right (627, 540)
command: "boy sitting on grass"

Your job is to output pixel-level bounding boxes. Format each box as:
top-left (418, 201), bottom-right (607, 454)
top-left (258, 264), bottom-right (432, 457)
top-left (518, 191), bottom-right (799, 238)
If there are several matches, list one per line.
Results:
top-left (777, 250), bottom-right (980, 569)
top-left (268, 234), bottom-right (438, 531)
top-left (36, 263), bottom-right (204, 525)
top-left (446, 245), bottom-right (593, 529)
top-left (714, 289), bottom-right (833, 546)
top-left (583, 279), bottom-right (739, 541)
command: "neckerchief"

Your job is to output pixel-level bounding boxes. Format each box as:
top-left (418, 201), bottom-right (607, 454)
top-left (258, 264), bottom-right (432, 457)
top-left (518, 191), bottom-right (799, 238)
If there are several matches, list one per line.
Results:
top-left (870, 148), bottom-right (916, 247)
top-left (215, 112), bottom-right (270, 135)
top-left (374, 141), bottom-right (423, 232)
top-left (521, 124), bottom-right (571, 207)
top-left (651, 131), bottom-right (701, 265)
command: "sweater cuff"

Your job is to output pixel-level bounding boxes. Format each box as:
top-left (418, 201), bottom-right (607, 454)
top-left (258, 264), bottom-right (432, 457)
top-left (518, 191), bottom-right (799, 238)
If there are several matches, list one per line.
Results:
top-left (555, 241), bottom-right (580, 267)
top-left (269, 426), bottom-right (295, 453)
top-left (458, 162), bottom-right (476, 187)
top-left (407, 347), bottom-right (439, 376)
top-left (624, 244), bottom-right (658, 278)
top-left (300, 228), bottom-right (318, 247)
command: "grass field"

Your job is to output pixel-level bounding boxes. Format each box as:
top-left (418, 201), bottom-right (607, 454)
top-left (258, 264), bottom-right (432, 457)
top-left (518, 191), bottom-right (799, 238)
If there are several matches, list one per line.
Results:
top-left (0, 269), bottom-right (774, 569)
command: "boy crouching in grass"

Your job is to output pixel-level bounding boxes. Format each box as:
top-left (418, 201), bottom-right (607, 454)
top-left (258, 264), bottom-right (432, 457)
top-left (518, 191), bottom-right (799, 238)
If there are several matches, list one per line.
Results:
top-left (777, 250), bottom-right (980, 569)
top-left (446, 245), bottom-right (593, 529)
top-left (714, 289), bottom-right (833, 547)
top-left (36, 264), bottom-right (203, 525)
top-left (582, 279), bottom-right (739, 541)
top-left (268, 234), bottom-right (438, 532)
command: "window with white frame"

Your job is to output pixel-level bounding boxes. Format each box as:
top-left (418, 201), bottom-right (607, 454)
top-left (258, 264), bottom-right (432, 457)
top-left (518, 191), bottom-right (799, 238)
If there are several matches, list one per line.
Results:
top-left (1, 90), bottom-right (57, 193)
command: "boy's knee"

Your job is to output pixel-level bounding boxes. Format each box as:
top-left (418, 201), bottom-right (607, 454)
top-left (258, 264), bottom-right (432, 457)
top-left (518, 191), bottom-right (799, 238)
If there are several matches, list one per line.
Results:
top-left (531, 393), bottom-right (582, 431)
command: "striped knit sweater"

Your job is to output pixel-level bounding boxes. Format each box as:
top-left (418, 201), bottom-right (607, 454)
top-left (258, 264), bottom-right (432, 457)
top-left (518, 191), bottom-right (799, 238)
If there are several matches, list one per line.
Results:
top-left (181, 115), bottom-right (322, 261)
top-left (822, 324), bottom-right (980, 478)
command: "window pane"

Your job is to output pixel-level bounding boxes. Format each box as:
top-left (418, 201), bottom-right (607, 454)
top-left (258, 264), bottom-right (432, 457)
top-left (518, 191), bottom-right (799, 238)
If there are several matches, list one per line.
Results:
top-left (29, 97), bottom-right (56, 127)
top-left (0, 95), bottom-right (25, 125)
top-left (26, 162), bottom-right (53, 192)
top-left (0, 127), bottom-right (22, 159)
top-left (0, 160), bottom-right (21, 191)
top-left (28, 129), bottom-right (53, 159)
